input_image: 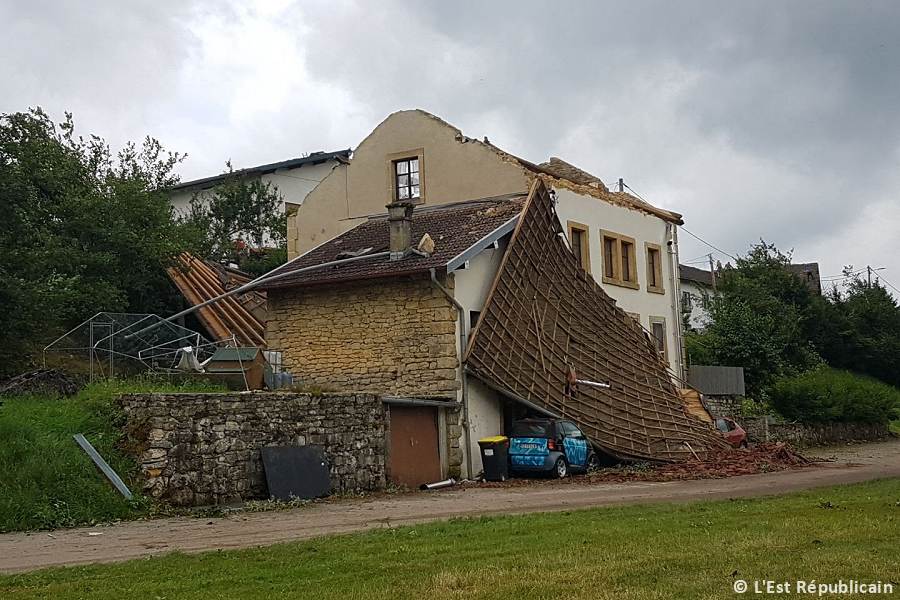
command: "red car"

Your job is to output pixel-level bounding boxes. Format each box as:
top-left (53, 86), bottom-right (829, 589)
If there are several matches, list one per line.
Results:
top-left (716, 417), bottom-right (749, 448)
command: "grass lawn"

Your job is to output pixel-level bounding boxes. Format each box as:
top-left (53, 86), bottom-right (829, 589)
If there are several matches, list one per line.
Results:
top-left (0, 378), bottom-right (225, 533)
top-left (2, 479), bottom-right (899, 599)
top-left (891, 420), bottom-right (900, 436)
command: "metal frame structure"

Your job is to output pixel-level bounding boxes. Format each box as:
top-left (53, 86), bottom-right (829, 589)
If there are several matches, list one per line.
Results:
top-left (43, 312), bottom-right (219, 381)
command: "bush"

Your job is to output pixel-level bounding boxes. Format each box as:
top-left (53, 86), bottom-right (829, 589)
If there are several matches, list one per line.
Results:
top-left (768, 368), bottom-right (900, 425)
top-left (0, 376), bottom-right (227, 532)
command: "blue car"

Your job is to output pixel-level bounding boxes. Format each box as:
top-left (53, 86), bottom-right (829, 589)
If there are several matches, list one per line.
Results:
top-left (508, 418), bottom-right (599, 478)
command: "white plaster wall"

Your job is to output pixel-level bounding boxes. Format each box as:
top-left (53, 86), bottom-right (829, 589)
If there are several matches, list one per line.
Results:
top-left (681, 280), bottom-right (713, 331)
top-left (452, 238), bottom-right (509, 478)
top-left (464, 378), bottom-right (504, 477)
top-left (169, 160), bottom-right (337, 218)
top-left (552, 187), bottom-right (683, 376)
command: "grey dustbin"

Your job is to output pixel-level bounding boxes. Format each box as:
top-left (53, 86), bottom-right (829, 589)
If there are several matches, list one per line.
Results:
top-left (478, 436), bottom-right (509, 482)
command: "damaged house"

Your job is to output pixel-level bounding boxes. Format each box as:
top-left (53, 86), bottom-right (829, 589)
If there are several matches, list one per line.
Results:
top-left (289, 110), bottom-right (687, 381)
top-left (262, 177), bottom-right (723, 486)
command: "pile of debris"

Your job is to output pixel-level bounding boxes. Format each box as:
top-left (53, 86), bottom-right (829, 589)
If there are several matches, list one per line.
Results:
top-left (585, 442), bottom-right (811, 483)
top-left (0, 369), bottom-right (85, 398)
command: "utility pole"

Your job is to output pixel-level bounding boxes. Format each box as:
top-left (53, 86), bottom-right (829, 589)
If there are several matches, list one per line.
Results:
top-left (618, 178), bottom-right (624, 193)
top-left (708, 253), bottom-right (717, 293)
top-left (867, 265), bottom-right (873, 288)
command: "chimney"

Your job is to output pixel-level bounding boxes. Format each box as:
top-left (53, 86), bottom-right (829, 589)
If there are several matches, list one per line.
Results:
top-left (386, 200), bottom-right (415, 260)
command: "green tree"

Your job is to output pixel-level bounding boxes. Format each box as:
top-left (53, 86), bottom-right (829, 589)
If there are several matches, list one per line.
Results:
top-left (0, 108), bottom-right (192, 376)
top-left (179, 163), bottom-right (286, 263)
top-left (697, 242), bottom-right (821, 398)
top-left (812, 272), bottom-right (900, 388)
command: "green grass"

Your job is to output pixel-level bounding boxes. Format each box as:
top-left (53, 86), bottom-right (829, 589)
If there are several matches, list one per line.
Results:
top-left (2, 479), bottom-right (899, 599)
top-left (0, 376), bottom-right (226, 533)
top-left (891, 420), bottom-right (900, 436)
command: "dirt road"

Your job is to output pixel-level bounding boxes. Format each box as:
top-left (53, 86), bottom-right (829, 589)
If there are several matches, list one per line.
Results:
top-left (2, 438), bottom-right (899, 574)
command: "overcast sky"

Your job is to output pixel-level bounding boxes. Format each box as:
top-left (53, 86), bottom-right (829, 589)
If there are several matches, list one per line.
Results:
top-left (3, 0), bottom-right (898, 296)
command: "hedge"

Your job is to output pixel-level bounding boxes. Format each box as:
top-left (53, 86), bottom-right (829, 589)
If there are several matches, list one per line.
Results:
top-left (768, 367), bottom-right (900, 425)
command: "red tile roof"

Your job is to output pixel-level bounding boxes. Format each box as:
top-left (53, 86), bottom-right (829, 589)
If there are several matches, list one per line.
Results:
top-left (167, 254), bottom-right (266, 347)
top-left (258, 195), bottom-right (525, 290)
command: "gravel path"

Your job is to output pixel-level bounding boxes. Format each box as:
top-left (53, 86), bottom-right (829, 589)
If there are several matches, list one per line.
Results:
top-left (2, 437), bottom-right (898, 574)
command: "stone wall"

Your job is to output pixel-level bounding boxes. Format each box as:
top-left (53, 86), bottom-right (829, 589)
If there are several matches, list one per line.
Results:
top-left (119, 392), bottom-right (387, 506)
top-left (740, 416), bottom-right (891, 446)
top-left (768, 422), bottom-right (891, 446)
top-left (704, 395), bottom-right (743, 419)
top-left (266, 276), bottom-right (460, 397)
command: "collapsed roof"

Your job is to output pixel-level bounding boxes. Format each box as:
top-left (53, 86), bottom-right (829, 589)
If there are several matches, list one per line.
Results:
top-left (167, 253), bottom-right (266, 347)
top-left (465, 180), bottom-right (726, 462)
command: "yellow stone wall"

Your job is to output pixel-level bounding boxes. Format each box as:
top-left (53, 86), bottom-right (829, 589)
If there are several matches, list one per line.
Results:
top-left (266, 275), bottom-right (461, 397)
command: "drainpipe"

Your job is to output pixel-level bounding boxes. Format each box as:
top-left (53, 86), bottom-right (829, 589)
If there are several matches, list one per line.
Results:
top-left (667, 224), bottom-right (687, 383)
top-left (430, 267), bottom-right (473, 479)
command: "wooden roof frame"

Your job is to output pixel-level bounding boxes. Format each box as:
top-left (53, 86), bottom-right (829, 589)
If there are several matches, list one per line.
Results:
top-left (464, 180), bottom-right (726, 462)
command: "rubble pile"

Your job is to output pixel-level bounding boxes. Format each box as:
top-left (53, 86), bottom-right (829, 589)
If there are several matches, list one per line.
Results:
top-left (0, 369), bottom-right (85, 398)
top-left (586, 441), bottom-right (811, 483)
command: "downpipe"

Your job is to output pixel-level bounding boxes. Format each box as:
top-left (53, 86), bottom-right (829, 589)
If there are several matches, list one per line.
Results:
top-left (667, 224), bottom-right (687, 382)
top-left (430, 268), bottom-right (473, 480)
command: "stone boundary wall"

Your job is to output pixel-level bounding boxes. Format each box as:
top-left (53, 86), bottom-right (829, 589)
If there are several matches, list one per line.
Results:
top-left (704, 396), bottom-right (743, 419)
top-left (119, 392), bottom-right (387, 506)
top-left (741, 416), bottom-right (891, 446)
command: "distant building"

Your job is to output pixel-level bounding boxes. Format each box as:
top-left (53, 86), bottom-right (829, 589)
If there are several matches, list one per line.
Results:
top-left (680, 261), bottom-right (822, 331)
top-left (168, 150), bottom-right (351, 218)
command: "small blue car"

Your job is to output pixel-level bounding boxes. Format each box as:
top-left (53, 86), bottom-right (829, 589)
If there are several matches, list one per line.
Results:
top-left (508, 418), bottom-right (599, 478)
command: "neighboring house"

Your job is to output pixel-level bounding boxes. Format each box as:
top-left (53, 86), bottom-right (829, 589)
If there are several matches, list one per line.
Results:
top-left (169, 149), bottom-right (351, 217)
top-left (260, 181), bottom-right (722, 484)
top-left (680, 264), bottom-right (714, 331)
top-left (287, 109), bottom-right (687, 379)
top-left (680, 261), bottom-right (822, 331)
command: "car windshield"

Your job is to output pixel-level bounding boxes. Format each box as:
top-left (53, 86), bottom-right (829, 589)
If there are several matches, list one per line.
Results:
top-left (715, 419), bottom-right (730, 433)
top-left (510, 421), bottom-right (552, 438)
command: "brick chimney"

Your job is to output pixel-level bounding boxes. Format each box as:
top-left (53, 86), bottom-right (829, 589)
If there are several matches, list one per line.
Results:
top-left (386, 200), bottom-right (415, 260)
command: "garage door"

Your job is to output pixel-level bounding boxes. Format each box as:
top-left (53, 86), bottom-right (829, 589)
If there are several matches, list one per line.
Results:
top-left (389, 406), bottom-right (442, 488)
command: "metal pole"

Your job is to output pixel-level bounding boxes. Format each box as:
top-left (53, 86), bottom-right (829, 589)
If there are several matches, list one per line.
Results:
top-left (89, 322), bottom-right (94, 383)
top-left (125, 251), bottom-right (391, 340)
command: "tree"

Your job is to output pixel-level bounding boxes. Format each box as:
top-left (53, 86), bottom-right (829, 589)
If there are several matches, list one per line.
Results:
top-left (0, 108), bottom-right (192, 376)
top-left (178, 163), bottom-right (286, 263)
top-left (694, 242), bottom-right (821, 398)
top-left (813, 272), bottom-right (900, 388)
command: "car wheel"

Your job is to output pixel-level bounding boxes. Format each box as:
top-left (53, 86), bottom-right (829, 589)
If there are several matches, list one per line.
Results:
top-left (586, 452), bottom-right (600, 473)
top-left (554, 457), bottom-right (568, 479)
top-left (740, 440), bottom-right (748, 449)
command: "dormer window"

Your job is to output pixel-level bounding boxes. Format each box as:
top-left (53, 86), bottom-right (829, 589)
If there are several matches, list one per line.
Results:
top-left (394, 157), bottom-right (420, 200)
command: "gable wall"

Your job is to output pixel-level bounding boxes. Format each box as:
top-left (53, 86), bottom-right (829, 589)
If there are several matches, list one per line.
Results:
top-left (288, 111), bottom-right (528, 258)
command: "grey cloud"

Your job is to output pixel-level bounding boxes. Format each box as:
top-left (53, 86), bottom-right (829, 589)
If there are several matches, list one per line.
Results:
top-left (1, 0), bottom-right (897, 293)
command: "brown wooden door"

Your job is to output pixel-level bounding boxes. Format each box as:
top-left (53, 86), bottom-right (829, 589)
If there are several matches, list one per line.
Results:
top-left (389, 406), bottom-right (442, 488)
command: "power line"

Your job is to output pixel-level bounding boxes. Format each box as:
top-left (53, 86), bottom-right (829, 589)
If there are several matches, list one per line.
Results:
top-left (269, 172), bottom-right (324, 184)
top-left (877, 273), bottom-right (900, 296)
top-left (679, 227), bottom-right (738, 262)
top-left (620, 181), bottom-right (738, 262)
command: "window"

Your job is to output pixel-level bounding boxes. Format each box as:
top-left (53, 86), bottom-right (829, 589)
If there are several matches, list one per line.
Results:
top-left (681, 291), bottom-right (692, 311)
top-left (393, 157), bottom-right (420, 200)
top-left (649, 316), bottom-right (667, 360)
top-left (603, 236), bottom-right (616, 279)
top-left (621, 240), bottom-right (633, 282)
top-left (600, 230), bottom-right (639, 290)
top-left (561, 421), bottom-right (584, 438)
top-left (567, 221), bottom-right (591, 272)
top-left (387, 149), bottom-right (425, 204)
top-left (645, 243), bottom-right (664, 294)
top-left (469, 310), bottom-right (481, 331)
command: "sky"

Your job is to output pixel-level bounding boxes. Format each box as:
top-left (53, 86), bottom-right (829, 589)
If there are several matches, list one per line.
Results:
top-left (3, 0), bottom-right (899, 296)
